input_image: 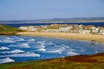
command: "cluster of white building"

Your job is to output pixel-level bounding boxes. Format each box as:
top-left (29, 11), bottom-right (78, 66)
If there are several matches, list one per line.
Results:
top-left (19, 24), bottom-right (104, 35)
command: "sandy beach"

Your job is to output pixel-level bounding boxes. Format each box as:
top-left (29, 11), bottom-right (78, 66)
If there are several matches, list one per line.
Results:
top-left (16, 32), bottom-right (104, 42)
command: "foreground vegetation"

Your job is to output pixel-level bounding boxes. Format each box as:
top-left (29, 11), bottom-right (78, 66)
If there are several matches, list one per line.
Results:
top-left (0, 24), bottom-right (20, 35)
top-left (0, 53), bottom-right (104, 69)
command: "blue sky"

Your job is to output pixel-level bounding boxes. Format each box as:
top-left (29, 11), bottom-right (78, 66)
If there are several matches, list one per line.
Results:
top-left (0, 0), bottom-right (104, 20)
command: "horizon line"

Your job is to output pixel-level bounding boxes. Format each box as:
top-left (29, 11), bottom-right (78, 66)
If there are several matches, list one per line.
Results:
top-left (0, 17), bottom-right (104, 21)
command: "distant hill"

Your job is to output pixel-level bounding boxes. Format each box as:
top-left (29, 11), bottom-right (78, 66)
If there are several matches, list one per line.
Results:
top-left (0, 17), bottom-right (104, 24)
top-left (0, 24), bottom-right (19, 35)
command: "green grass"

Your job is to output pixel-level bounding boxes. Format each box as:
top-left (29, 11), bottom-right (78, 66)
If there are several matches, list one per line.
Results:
top-left (0, 53), bottom-right (104, 69)
top-left (0, 24), bottom-right (19, 35)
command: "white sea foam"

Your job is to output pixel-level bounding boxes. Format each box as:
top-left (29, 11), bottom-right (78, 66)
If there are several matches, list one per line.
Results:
top-left (0, 46), bottom-right (9, 50)
top-left (1, 37), bottom-right (25, 42)
top-left (14, 38), bottom-right (24, 41)
top-left (19, 43), bottom-right (30, 48)
top-left (9, 36), bottom-right (24, 41)
top-left (28, 39), bottom-right (35, 42)
top-left (47, 50), bottom-right (63, 54)
top-left (40, 44), bottom-right (45, 48)
top-left (45, 44), bottom-right (70, 54)
top-left (6, 52), bottom-right (40, 57)
top-left (36, 42), bottom-right (46, 52)
top-left (11, 49), bottom-right (25, 53)
top-left (61, 44), bottom-right (76, 53)
top-left (67, 51), bottom-right (79, 56)
top-left (0, 37), bottom-right (16, 43)
top-left (36, 41), bottom-right (45, 45)
top-left (37, 48), bottom-right (46, 52)
top-left (0, 52), bottom-right (40, 57)
top-left (45, 41), bottom-right (54, 45)
top-left (61, 44), bottom-right (70, 48)
top-left (1, 49), bottom-right (25, 54)
top-left (0, 40), bottom-right (15, 43)
top-left (9, 43), bottom-right (30, 48)
top-left (0, 57), bottom-right (15, 64)
top-left (46, 46), bottom-right (66, 54)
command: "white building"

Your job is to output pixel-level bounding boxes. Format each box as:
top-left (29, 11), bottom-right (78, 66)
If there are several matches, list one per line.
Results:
top-left (27, 26), bottom-right (37, 32)
top-left (19, 26), bottom-right (28, 31)
top-left (92, 28), bottom-right (99, 34)
top-left (59, 26), bottom-right (72, 32)
top-left (100, 29), bottom-right (104, 35)
top-left (79, 25), bottom-right (83, 29)
top-left (19, 26), bottom-right (37, 32)
top-left (45, 29), bottom-right (59, 32)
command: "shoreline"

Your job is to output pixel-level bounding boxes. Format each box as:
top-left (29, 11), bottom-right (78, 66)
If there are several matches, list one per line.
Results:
top-left (16, 32), bottom-right (104, 43)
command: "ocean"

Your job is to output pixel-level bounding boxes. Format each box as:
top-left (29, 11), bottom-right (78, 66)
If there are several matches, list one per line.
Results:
top-left (5, 22), bottom-right (104, 27)
top-left (0, 36), bottom-right (104, 64)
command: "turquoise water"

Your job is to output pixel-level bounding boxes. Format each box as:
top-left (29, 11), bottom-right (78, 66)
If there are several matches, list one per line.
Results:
top-left (0, 36), bottom-right (104, 64)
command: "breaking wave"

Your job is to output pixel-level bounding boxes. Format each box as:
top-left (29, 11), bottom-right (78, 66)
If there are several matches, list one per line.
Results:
top-left (67, 51), bottom-right (79, 56)
top-left (0, 37), bottom-right (15, 43)
top-left (9, 43), bottom-right (30, 48)
top-left (36, 41), bottom-right (45, 45)
top-left (0, 46), bottom-right (9, 50)
top-left (45, 44), bottom-right (70, 54)
top-left (46, 49), bottom-right (63, 54)
top-left (37, 42), bottom-right (46, 52)
top-left (19, 43), bottom-right (30, 48)
top-left (14, 38), bottom-right (25, 42)
top-left (45, 47), bottom-right (64, 54)
top-left (45, 41), bottom-right (54, 45)
top-left (0, 40), bottom-right (15, 43)
top-left (37, 48), bottom-right (46, 52)
top-left (0, 52), bottom-right (40, 57)
top-left (1, 49), bottom-right (25, 54)
top-left (0, 57), bottom-right (15, 64)
top-left (28, 38), bottom-right (35, 42)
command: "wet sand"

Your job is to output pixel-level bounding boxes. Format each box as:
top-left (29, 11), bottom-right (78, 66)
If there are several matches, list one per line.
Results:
top-left (17, 32), bottom-right (104, 42)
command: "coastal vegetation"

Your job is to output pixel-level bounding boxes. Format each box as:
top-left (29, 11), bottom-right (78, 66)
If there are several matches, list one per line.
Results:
top-left (0, 24), bottom-right (20, 35)
top-left (0, 53), bottom-right (104, 69)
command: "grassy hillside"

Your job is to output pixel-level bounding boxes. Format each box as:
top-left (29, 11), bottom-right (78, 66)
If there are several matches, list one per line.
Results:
top-left (0, 53), bottom-right (104, 69)
top-left (0, 24), bottom-right (19, 35)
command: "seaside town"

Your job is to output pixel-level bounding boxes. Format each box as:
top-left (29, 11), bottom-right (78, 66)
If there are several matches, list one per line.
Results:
top-left (19, 24), bottom-right (104, 35)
